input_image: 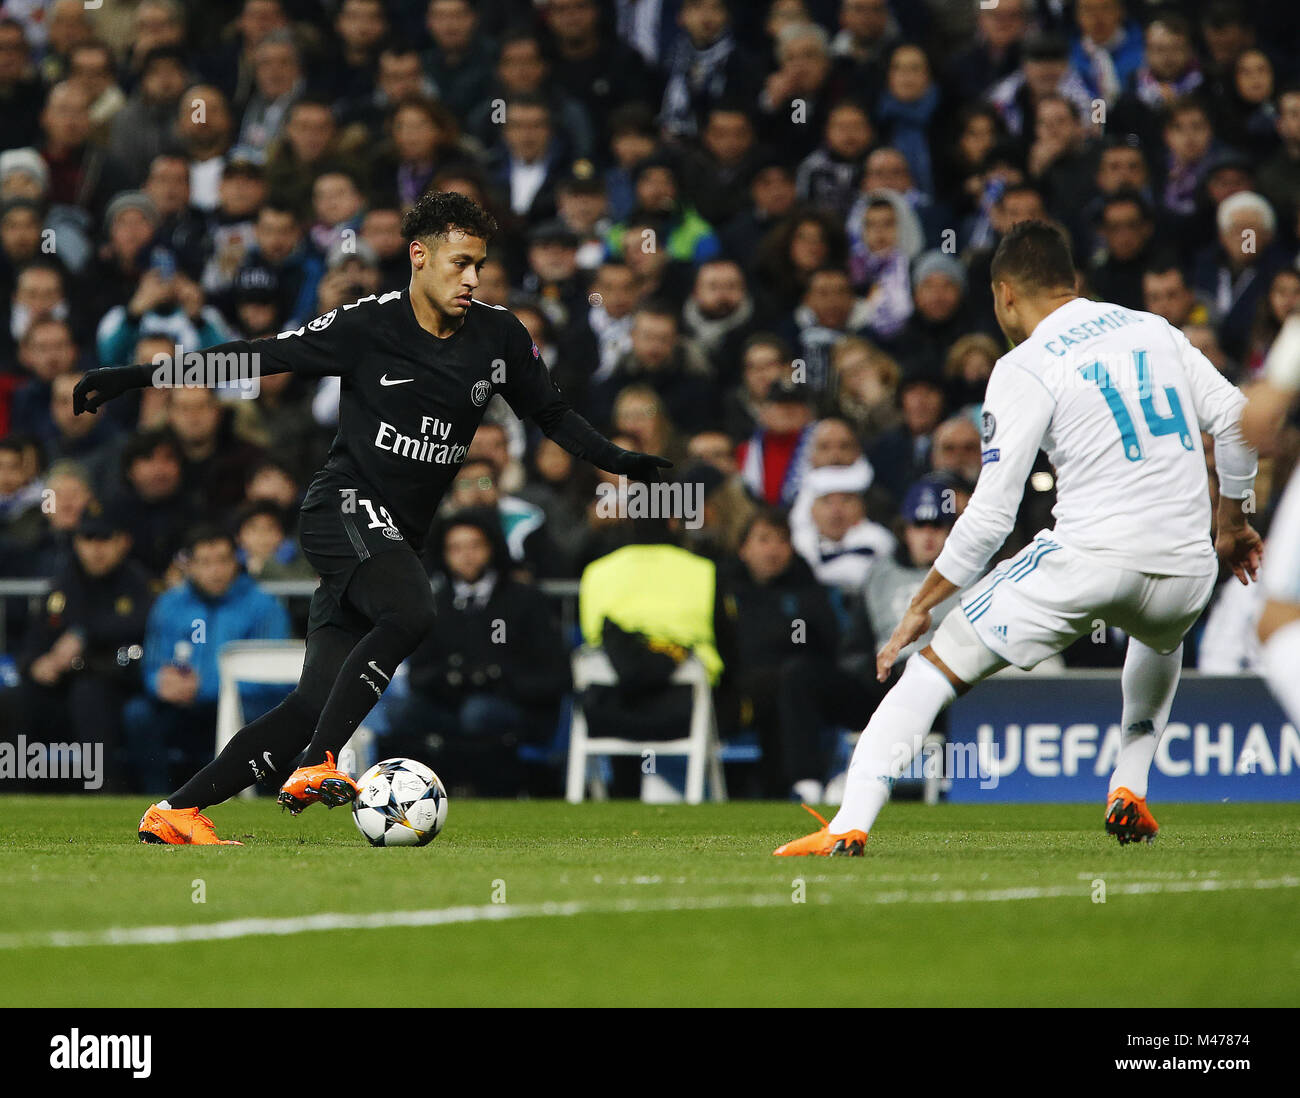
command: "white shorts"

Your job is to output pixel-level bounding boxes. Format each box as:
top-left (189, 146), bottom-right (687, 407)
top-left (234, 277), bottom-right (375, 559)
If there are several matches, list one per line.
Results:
top-left (1262, 472), bottom-right (1300, 604)
top-left (931, 530), bottom-right (1217, 678)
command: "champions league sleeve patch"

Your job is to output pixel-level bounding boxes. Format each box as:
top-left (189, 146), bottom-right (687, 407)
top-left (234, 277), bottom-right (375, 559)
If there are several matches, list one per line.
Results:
top-left (981, 410), bottom-right (997, 444)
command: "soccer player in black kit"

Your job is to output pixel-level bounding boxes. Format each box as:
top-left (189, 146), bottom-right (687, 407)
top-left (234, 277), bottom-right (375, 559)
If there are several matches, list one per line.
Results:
top-left (74, 192), bottom-right (670, 844)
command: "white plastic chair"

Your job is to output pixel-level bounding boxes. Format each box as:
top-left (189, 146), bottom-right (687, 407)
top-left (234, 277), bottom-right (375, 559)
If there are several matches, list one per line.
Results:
top-left (565, 645), bottom-right (726, 804)
top-left (215, 640), bottom-right (372, 798)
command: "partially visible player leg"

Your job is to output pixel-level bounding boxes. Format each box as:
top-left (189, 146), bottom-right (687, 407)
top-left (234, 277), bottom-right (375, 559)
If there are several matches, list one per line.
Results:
top-left (139, 624), bottom-right (360, 843)
top-left (293, 549), bottom-right (435, 772)
top-left (775, 611), bottom-right (1007, 856)
top-left (1105, 569), bottom-right (1217, 844)
top-left (1258, 472), bottom-right (1300, 726)
top-left (165, 623), bottom-right (359, 811)
top-left (1261, 616), bottom-right (1300, 724)
top-left (1103, 639), bottom-right (1182, 844)
top-left (1108, 639), bottom-right (1182, 800)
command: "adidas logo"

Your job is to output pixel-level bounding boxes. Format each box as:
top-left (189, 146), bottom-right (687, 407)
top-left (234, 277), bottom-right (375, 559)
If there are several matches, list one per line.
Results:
top-left (991, 624), bottom-right (1008, 641)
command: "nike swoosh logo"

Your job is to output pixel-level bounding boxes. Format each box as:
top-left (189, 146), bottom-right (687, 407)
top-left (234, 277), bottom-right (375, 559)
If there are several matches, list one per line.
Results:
top-left (380, 375), bottom-right (414, 386)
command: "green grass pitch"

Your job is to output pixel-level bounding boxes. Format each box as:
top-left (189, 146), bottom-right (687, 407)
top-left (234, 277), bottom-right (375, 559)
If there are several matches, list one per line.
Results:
top-left (1, 796), bottom-right (1296, 1007)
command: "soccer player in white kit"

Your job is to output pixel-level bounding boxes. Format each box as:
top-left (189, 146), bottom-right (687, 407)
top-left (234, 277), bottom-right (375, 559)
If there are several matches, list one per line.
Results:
top-left (775, 222), bottom-right (1262, 855)
top-left (1244, 313), bottom-right (1300, 730)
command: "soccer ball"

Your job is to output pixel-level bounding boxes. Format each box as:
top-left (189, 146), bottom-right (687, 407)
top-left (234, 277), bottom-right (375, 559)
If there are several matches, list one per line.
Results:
top-left (352, 758), bottom-right (448, 847)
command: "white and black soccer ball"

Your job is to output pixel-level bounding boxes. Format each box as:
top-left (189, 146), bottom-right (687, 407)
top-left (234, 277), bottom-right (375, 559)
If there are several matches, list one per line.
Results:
top-left (352, 758), bottom-right (448, 847)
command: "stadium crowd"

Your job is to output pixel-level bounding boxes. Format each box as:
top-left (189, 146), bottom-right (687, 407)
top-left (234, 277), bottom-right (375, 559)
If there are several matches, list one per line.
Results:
top-left (0, 0), bottom-right (1297, 800)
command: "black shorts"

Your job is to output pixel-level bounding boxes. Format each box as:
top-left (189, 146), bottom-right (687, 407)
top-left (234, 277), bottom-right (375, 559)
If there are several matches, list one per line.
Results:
top-left (298, 483), bottom-right (419, 635)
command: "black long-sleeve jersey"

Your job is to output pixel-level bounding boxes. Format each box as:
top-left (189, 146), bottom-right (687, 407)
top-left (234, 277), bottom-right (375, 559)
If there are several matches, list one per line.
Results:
top-left (194, 290), bottom-right (621, 549)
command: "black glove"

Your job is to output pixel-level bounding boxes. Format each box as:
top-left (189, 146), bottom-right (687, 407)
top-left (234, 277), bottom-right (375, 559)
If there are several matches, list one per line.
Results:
top-left (614, 450), bottom-right (673, 483)
top-left (73, 365), bottom-right (151, 415)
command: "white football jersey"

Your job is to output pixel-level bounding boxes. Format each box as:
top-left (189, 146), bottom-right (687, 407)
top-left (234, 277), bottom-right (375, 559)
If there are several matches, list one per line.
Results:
top-left (935, 298), bottom-right (1253, 588)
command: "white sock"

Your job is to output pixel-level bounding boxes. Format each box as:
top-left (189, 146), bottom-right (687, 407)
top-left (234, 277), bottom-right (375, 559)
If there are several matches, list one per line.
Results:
top-left (828, 654), bottom-right (956, 834)
top-left (1108, 640), bottom-right (1182, 799)
top-left (1262, 619), bottom-right (1300, 728)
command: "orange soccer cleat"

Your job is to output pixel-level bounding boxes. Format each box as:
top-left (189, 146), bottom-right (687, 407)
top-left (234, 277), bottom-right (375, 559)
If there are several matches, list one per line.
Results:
top-left (1105, 786), bottom-right (1159, 845)
top-left (773, 804), bottom-right (868, 857)
top-left (277, 750), bottom-right (358, 815)
top-left (138, 804), bottom-right (243, 845)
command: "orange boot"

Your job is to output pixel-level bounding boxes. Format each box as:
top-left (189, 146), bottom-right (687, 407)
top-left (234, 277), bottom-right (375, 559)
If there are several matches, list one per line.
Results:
top-left (1105, 786), bottom-right (1159, 845)
top-left (773, 804), bottom-right (868, 857)
top-left (139, 804), bottom-right (243, 845)
top-left (277, 750), bottom-right (358, 815)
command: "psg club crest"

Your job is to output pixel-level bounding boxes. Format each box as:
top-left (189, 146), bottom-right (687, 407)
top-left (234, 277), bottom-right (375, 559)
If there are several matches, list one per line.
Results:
top-left (308, 309), bottom-right (338, 332)
top-left (471, 380), bottom-right (492, 406)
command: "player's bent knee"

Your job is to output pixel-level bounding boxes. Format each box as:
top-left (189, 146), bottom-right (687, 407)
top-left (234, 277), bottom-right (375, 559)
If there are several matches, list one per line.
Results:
top-left (928, 610), bottom-right (1007, 689)
top-left (379, 597), bottom-right (436, 649)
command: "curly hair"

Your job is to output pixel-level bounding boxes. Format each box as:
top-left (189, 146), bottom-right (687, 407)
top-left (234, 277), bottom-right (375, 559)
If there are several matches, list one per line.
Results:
top-left (400, 189), bottom-right (498, 245)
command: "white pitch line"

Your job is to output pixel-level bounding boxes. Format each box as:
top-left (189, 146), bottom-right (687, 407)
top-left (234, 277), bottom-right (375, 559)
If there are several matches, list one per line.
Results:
top-left (2, 877), bottom-right (1297, 951)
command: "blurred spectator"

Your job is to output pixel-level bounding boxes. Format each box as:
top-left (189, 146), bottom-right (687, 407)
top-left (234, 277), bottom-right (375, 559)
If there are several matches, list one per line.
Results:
top-left (796, 98), bottom-right (873, 220)
top-left (679, 104), bottom-right (764, 230)
top-left (40, 80), bottom-right (130, 223)
top-left (542, 0), bottom-right (660, 148)
top-left (590, 301), bottom-right (716, 433)
top-left (233, 499), bottom-right (312, 580)
top-left (726, 507), bottom-right (840, 799)
top-left (101, 428), bottom-right (196, 579)
top-left (659, 0), bottom-right (762, 141)
top-left (144, 154), bottom-right (211, 283)
top-left (1113, 15), bottom-right (1203, 152)
top-left (124, 525), bottom-right (289, 792)
top-left (886, 250), bottom-right (975, 380)
top-left (681, 258), bottom-right (756, 384)
top-left (718, 159), bottom-right (798, 270)
top-left (943, 332), bottom-right (998, 414)
top-left (1142, 261), bottom-right (1208, 333)
top-left (868, 374), bottom-right (945, 504)
top-left (738, 377), bottom-right (814, 507)
top-left (421, 0), bottom-right (496, 122)
top-left (1069, 0), bottom-right (1144, 102)
top-left (846, 189), bottom-right (921, 338)
top-left (12, 317), bottom-right (81, 442)
top-left (176, 84), bottom-right (237, 213)
top-left (0, 16), bottom-right (43, 150)
top-left (0, 506), bottom-right (153, 791)
top-left (448, 456), bottom-right (551, 576)
top-left (1258, 84), bottom-right (1300, 233)
top-left (930, 416), bottom-right (983, 487)
top-left (238, 30), bottom-right (305, 153)
top-left (1193, 191), bottom-right (1288, 359)
top-left (987, 30), bottom-right (1093, 142)
top-left (1087, 191), bottom-right (1157, 309)
top-left (948, 0), bottom-right (1027, 104)
top-left (875, 45), bottom-right (940, 197)
top-left (791, 461), bottom-right (894, 595)
top-left (0, 435), bottom-right (44, 557)
top-left (830, 336), bottom-right (901, 440)
top-left (723, 332), bottom-right (791, 441)
top-left (166, 387), bottom-right (267, 517)
top-left (467, 29), bottom-right (594, 164)
top-left (395, 509), bottom-right (569, 795)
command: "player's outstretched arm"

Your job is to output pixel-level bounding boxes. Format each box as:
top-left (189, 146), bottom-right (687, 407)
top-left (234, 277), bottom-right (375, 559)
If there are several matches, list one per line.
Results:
top-left (72, 363), bottom-right (155, 415)
top-left (532, 401), bottom-right (672, 482)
